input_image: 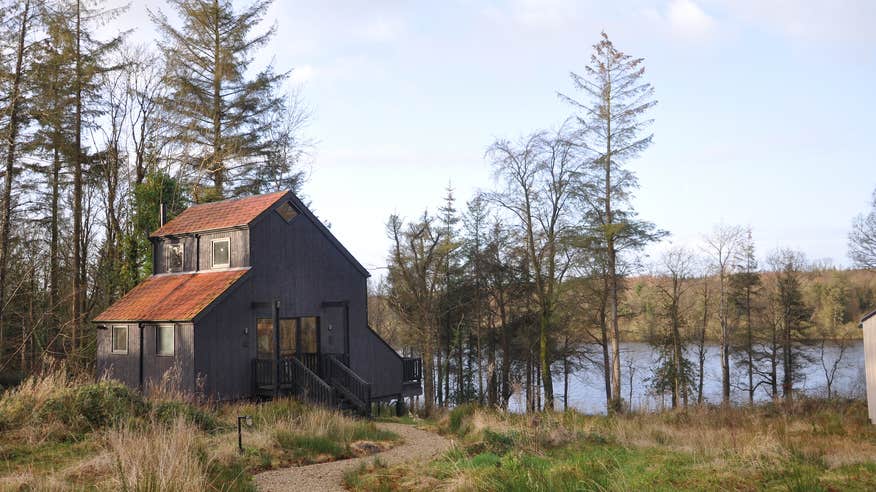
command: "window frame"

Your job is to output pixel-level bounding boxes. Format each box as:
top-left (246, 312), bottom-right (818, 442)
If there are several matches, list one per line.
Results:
top-left (111, 325), bottom-right (128, 354)
top-left (165, 242), bottom-right (184, 272)
top-left (211, 238), bottom-right (231, 269)
top-left (156, 324), bottom-right (175, 356)
top-left (275, 201), bottom-right (300, 223)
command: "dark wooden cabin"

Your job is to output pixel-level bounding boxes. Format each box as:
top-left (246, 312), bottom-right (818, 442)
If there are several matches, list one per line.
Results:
top-left (93, 191), bottom-right (421, 415)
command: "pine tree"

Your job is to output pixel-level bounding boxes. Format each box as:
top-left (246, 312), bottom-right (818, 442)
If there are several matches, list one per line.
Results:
top-left (151, 0), bottom-right (289, 201)
top-left (559, 32), bottom-right (664, 413)
top-left (730, 229), bottom-right (761, 404)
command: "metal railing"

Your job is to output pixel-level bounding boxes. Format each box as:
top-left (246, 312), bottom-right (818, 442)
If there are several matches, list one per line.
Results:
top-left (324, 354), bottom-right (371, 414)
top-left (402, 357), bottom-right (422, 382)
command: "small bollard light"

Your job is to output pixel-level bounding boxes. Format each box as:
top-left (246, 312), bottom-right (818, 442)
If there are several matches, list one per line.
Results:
top-left (238, 415), bottom-right (253, 453)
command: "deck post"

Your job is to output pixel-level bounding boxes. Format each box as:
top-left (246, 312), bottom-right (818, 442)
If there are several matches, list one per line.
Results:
top-left (396, 395), bottom-right (403, 417)
top-left (273, 298), bottom-right (280, 397)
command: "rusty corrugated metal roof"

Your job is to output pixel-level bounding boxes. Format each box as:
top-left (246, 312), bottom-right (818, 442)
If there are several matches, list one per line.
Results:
top-left (151, 191), bottom-right (288, 237)
top-left (93, 269), bottom-right (250, 322)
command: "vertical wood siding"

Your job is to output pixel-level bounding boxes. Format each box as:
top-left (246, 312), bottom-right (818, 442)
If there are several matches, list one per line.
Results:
top-left (864, 318), bottom-right (876, 423)
top-left (152, 229), bottom-right (249, 274)
top-left (96, 323), bottom-right (195, 395)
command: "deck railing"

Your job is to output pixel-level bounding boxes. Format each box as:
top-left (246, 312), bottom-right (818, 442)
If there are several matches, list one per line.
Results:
top-left (402, 357), bottom-right (422, 382)
top-left (253, 357), bottom-right (333, 407)
top-left (324, 354), bottom-right (371, 414)
top-left (286, 356), bottom-right (333, 406)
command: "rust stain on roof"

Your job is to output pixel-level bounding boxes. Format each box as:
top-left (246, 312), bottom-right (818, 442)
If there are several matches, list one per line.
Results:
top-left (93, 269), bottom-right (250, 322)
top-left (151, 191), bottom-right (288, 237)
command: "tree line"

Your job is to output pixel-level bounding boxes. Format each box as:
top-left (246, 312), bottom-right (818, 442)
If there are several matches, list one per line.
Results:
top-left (377, 33), bottom-right (876, 414)
top-left (0, 0), bottom-right (307, 380)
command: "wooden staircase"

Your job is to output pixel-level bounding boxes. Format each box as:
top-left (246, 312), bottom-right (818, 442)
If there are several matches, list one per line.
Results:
top-left (253, 354), bottom-right (372, 416)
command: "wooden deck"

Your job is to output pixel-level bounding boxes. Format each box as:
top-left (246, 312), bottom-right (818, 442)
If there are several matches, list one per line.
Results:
top-left (253, 353), bottom-right (422, 416)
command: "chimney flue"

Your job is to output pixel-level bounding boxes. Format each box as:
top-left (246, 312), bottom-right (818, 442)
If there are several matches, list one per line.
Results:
top-left (159, 202), bottom-right (167, 227)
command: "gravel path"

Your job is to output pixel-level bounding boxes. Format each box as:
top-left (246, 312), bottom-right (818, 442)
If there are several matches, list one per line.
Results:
top-left (253, 422), bottom-right (452, 492)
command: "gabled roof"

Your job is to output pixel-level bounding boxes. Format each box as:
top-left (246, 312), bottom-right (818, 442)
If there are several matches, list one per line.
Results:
top-left (151, 191), bottom-right (289, 237)
top-left (93, 269), bottom-right (250, 322)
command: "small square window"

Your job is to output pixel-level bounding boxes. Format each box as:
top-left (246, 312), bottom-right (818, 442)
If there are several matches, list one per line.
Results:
top-left (156, 324), bottom-right (174, 356)
top-left (111, 325), bottom-right (128, 354)
top-left (276, 201), bottom-right (299, 223)
top-left (212, 238), bottom-right (230, 268)
top-left (166, 243), bottom-right (184, 272)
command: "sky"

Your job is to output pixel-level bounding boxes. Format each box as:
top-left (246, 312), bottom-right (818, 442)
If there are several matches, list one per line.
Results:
top-left (114, 0), bottom-right (876, 275)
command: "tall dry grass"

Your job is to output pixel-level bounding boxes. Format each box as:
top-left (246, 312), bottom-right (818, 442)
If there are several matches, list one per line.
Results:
top-left (105, 417), bottom-right (210, 491)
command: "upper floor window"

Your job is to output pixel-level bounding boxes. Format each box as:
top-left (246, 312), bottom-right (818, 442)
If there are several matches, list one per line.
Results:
top-left (276, 201), bottom-right (299, 223)
top-left (166, 243), bottom-right (184, 272)
top-left (212, 238), bottom-right (230, 268)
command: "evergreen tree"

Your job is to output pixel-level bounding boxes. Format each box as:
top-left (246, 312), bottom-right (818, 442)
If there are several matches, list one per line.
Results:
top-left (768, 249), bottom-right (812, 402)
top-left (559, 32), bottom-right (664, 413)
top-left (151, 0), bottom-right (290, 201)
top-left (730, 229), bottom-right (761, 404)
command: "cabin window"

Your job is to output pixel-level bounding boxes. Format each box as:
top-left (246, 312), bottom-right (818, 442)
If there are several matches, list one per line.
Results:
top-left (156, 324), bottom-right (174, 356)
top-left (256, 317), bottom-right (316, 358)
top-left (276, 201), bottom-right (299, 223)
top-left (257, 318), bottom-right (273, 358)
top-left (166, 243), bottom-right (184, 272)
top-left (279, 319), bottom-right (297, 357)
top-left (211, 238), bottom-right (230, 268)
top-left (111, 325), bottom-right (128, 354)
top-left (299, 317), bottom-right (318, 354)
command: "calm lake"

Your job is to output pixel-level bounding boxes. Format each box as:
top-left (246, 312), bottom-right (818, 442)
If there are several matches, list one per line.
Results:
top-left (508, 341), bottom-right (866, 414)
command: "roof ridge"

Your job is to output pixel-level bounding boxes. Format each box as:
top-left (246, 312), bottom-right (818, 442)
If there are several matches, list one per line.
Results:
top-left (184, 190), bottom-right (288, 209)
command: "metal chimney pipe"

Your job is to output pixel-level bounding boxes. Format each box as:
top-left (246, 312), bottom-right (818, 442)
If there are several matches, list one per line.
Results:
top-left (159, 202), bottom-right (167, 227)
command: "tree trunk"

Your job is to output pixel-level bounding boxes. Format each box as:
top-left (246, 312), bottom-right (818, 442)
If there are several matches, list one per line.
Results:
top-left (539, 308), bottom-right (554, 410)
top-left (72, 0), bottom-right (84, 356)
top-left (0, 0), bottom-right (31, 364)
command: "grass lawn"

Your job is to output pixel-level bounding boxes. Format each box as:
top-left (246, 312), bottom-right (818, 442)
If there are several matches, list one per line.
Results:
top-left (0, 364), bottom-right (399, 491)
top-left (347, 400), bottom-right (876, 491)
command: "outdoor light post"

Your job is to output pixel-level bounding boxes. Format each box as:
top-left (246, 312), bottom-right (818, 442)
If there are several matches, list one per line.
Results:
top-left (238, 415), bottom-right (253, 453)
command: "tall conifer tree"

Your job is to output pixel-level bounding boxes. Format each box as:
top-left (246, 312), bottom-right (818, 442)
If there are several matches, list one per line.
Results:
top-left (151, 0), bottom-right (288, 201)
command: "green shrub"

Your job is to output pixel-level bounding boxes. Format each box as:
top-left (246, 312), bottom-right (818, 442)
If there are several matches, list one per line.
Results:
top-left (351, 423), bottom-right (398, 442)
top-left (483, 429), bottom-right (515, 454)
top-left (33, 381), bottom-right (148, 436)
top-left (153, 401), bottom-right (222, 432)
top-left (448, 403), bottom-right (477, 436)
top-left (275, 431), bottom-right (346, 459)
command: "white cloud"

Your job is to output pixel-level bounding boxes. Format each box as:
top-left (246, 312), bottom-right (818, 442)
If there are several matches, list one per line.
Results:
top-left (668, 0), bottom-right (715, 39)
top-left (714, 0), bottom-right (876, 43)
top-left (644, 0), bottom-right (716, 41)
top-left (484, 0), bottom-right (586, 32)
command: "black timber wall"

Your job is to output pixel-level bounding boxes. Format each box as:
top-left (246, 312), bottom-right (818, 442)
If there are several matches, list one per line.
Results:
top-left (192, 275), bottom-right (255, 400)
top-left (152, 229), bottom-right (249, 274)
top-left (96, 323), bottom-right (195, 394)
top-left (230, 200), bottom-right (403, 399)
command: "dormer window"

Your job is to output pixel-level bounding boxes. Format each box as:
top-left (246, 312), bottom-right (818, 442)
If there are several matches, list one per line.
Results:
top-left (276, 201), bottom-right (299, 223)
top-left (166, 243), bottom-right (184, 272)
top-left (212, 238), bottom-right (230, 268)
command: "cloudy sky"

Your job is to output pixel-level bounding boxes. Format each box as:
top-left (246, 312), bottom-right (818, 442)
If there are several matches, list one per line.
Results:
top-left (116, 0), bottom-right (876, 274)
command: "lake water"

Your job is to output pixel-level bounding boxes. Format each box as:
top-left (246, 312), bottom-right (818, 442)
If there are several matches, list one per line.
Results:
top-left (508, 342), bottom-right (866, 414)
